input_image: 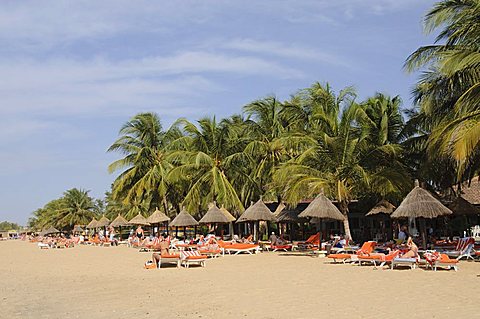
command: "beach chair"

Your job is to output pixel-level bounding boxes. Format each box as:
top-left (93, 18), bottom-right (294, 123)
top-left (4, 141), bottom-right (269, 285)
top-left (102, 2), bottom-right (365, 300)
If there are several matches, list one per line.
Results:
top-left (358, 250), bottom-right (401, 269)
top-left (327, 241), bottom-right (376, 264)
top-left (271, 244), bottom-right (293, 252)
top-left (180, 251), bottom-right (207, 268)
top-left (391, 257), bottom-right (419, 270)
top-left (433, 254), bottom-right (459, 271)
top-left (293, 233), bottom-right (320, 251)
top-left (444, 237), bottom-right (475, 260)
top-left (159, 253), bottom-right (181, 268)
top-left (224, 243), bottom-right (260, 255)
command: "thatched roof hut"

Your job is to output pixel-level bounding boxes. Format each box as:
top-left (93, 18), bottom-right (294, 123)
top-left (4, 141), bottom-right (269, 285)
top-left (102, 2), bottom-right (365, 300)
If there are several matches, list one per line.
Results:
top-left (391, 180), bottom-right (453, 219)
top-left (96, 216), bottom-right (111, 227)
top-left (110, 214), bottom-right (129, 227)
top-left (199, 204), bottom-right (231, 224)
top-left (237, 199), bottom-right (276, 223)
top-left (298, 193), bottom-right (344, 221)
top-left (448, 196), bottom-right (480, 216)
top-left (366, 199), bottom-right (396, 216)
top-left (86, 218), bottom-right (98, 229)
top-left (170, 209), bottom-right (199, 227)
top-left (72, 225), bottom-right (84, 233)
top-left (128, 214), bottom-right (150, 226)
top-left (146, 207), bottom-right (171, 224)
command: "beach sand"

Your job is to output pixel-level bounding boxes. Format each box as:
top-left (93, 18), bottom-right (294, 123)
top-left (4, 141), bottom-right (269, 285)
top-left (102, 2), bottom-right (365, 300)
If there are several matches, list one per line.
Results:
top-left (0, 240), bottom-right (478, 319)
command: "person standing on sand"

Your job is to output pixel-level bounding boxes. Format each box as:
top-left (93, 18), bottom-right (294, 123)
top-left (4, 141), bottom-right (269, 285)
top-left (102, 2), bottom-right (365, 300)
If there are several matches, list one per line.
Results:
top-left (136, 226), bottom-right (144, 241)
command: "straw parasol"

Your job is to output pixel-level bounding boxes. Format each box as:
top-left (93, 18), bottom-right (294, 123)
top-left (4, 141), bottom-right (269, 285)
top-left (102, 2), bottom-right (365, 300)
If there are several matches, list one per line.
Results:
top-left (86, 218), bottom-right (98, 229)
top-left (366, 199), bottom-right (396, 216)
top-left (73, 225), bottom-right (84, 233)
top-left (146, 207), bottom-right (171, 224)
top-left (448, 196), bottom-right (480, 216)
top-left (298, 192), bottom-right (345, 221)
top-left (237, 199), bottom-right (276, 222)
top-left (237, 199), bottom-right (275, 241)
top-left (200, 204), bottom-right (231, 224)
top-left (110, 214), bottom-right (129, 227)
top-left (391, 180), bottom-right (452, 219)
top-left (220, 206), bottom-right (236, 222)
top-left (129, 213), bottom-right (150, 226)
top-left (274, 203), bottom-right (306, 223)
top-left (170, 209), bottom-right (199, 227)
top-left (391, 180), bottom-right (452, 249)
top-left (40, 226), bottom-right (60, 236)
top-left (96, 215), bottom-right (111, 228)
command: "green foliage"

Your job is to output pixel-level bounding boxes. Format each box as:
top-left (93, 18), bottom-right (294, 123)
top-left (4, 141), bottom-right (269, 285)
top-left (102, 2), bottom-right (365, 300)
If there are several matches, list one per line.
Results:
top-left (0, 221), bottom-right (21, 231)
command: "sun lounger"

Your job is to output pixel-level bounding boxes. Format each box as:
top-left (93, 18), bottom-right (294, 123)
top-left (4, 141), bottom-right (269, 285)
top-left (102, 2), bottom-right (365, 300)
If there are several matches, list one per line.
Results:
top-left (391, 257), bottom-right (418, 270)
top-left (358, 250), bottom-right (400, 269)
top-left (293, 233), bottom-right (320, 250)
top-left (180, 251), bottom-right (207, 268)
top-left (272, 244), bottom-right (293, 252)
top-left (218, 241), bottom-right (260, 255)
top-left (435, 254), bottom-right (459, 271)
top-left (223, 243), bottom-right (260, 255)
top-left (159, 253), bottom-right (181, 268)
top-left (327, 241), bottom-right (376, 264)
top-left (443, 237), bottom-right (475, 260)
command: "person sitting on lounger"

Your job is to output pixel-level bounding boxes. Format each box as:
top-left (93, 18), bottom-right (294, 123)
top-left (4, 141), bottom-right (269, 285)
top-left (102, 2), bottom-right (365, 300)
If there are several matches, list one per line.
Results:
top-left (151, 234), bottom-right (172, 267)
top-left (243, 234), bottom-right (254, 243)
top-left (400, 237), bottom-right (419, 259)
top-left (269, 232), bottom-right (278, 245)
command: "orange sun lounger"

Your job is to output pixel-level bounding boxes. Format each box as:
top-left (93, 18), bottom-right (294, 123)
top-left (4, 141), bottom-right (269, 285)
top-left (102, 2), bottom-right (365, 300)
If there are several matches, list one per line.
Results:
top-left (433, 254), bottom-right (459, 271)
top-left (358, 250), bottom-right (400, 268)
top-left (159, 253), bottom-right (181, 268)
top-left (218, 241), bottom-right (260, 255)
top-left (180, 251), bottom-right (208, 268)
top-left (327, 241), bottom-right (376, 264)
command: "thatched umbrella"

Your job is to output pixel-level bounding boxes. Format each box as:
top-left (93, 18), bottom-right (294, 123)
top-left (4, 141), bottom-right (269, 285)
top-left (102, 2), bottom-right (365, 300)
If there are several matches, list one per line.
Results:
top-left (110, 214), bottom-right (130, 241)
top-left (128, 214), bottom-right (150, 226)
top-left (96, 215), bottom-right (111, 228)
top-left (298, 191), bottom-right (344, 248)
top-left (366, 200), bottom-right (395, 241)
top-left (40, 226), bottom-right (60, 236)
top-left (110, 214), bottom-right (129, 227)
top-left (274, 202), bottom-right (306, 239)
top-left (448, 196), bottom-right (480, 216)
top-left (237, 199), bottom-right (276, 241)
top-left (170, 209), bottom-right (199, 239)
top-left (200, 204), bottom-right (231, 224)
top-left (86, 218), bottom-right (98, 229)
top-left (199, 203), bottom-right (231, 237)
top-left (147, 207), bottom-right (171, 235)
top-left (391, 180), bottom-right (452, 248)
top-left (72, 225), bottom-right (84, 233)
top-left (366, 200), bottom-right (396, 216)
top-left (220, 206), bottom-right (236, 222)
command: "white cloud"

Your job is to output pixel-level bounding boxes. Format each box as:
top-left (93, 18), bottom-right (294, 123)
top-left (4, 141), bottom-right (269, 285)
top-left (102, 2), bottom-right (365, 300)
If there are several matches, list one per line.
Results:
top-left (0, 52), bottom-right (303, 117)
top-left (223, 38), bottom-right (349, 67)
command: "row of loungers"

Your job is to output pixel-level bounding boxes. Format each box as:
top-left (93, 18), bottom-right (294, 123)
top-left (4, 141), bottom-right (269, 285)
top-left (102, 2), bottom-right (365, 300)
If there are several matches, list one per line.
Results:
top-left (327, 240), bottom-right (470, 271)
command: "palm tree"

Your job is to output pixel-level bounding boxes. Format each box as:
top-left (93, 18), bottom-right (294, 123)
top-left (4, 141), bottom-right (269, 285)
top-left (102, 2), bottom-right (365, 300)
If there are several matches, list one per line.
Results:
top-left (168, 117), bottom-right (245, 213)
top-left (108, 112), bottom-right (180, 214)
top-left (55, 188), bottom-right (97, 229)
top-left (274, 84), bottom-right (409, 240)
top-left (405, 0), bottom-right (480, 176)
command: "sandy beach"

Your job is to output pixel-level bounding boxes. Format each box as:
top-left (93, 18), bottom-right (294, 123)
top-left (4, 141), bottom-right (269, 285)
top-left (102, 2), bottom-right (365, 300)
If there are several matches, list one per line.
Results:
top-left (1, 240), bottom-right (479, 319)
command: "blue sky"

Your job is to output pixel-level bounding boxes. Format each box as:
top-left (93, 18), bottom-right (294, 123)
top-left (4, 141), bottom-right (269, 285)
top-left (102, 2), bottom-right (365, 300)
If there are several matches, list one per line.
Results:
top-left (0, 0), bottom-right (437, 224)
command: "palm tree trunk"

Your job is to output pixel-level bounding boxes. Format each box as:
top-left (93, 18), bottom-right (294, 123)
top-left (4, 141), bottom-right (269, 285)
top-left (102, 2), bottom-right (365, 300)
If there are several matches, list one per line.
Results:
top-left (339, 201), bottom-right (353, 241)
